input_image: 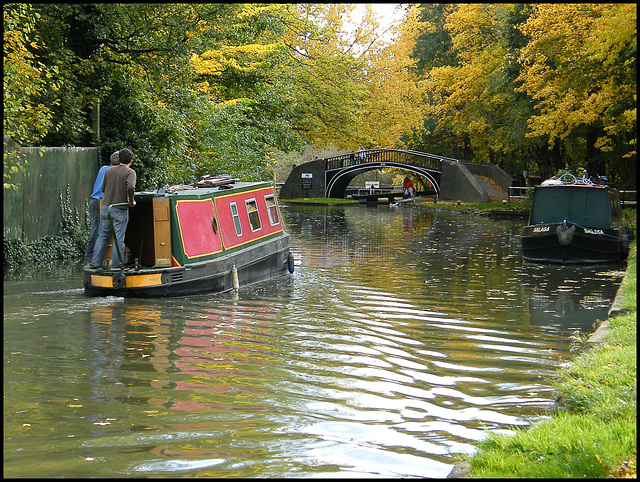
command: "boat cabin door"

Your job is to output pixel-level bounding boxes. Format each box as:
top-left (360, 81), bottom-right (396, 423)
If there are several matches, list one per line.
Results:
top-left (120, 196), bottom-right (172, 268)
top-left (152, 197), bottom-right (171, 267)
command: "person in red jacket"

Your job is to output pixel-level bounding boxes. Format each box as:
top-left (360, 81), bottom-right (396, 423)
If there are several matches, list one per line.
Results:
top-left (403, 177), bottom-right (415, 199)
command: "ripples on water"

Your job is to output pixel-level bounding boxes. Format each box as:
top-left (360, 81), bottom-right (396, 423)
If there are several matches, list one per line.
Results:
top-left (3, 204), bottom-right (624, 477)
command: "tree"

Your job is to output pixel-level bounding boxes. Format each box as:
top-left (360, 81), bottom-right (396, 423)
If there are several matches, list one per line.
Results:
top-left (405, 4), bottom-right (468, 158)
top-left (407, 3), bottom-right (635, 186)
top-left (274, 3), bottom-right (369, 150)
top-left (354, 5), bottom-right (425, 149)
top-left (22, 3), bottom-right (305, 188)
top-left (516, 3), bottom-right (636, 183)
top-left (185, 4), bottom-right (304, 183)
top-left (271, 4), bottom-right (426, 152)
top-left (413, 3), bottom-right (457, 73)
top-left (7, 3), bottom-right (440, 190)
top-left (3, 3), bottom-right (61, 189)
top-left (411, 4), bottom-right (537, 164)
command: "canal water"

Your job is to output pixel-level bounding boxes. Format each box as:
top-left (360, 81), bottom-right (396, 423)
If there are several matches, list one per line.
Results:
top-left (4, 203), bottom-right (625, 478)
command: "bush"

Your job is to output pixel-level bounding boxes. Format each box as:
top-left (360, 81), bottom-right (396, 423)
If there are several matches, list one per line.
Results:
top-left (3, 186), bottom-right (89, 267)
top-left (3, 235), bottom-right (29, 266)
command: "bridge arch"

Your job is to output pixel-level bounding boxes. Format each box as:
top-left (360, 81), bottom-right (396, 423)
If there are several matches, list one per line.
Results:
top-left (323, 149), bottom-right (458, 198)
top-left (325, 161), bottom-right (440, 198)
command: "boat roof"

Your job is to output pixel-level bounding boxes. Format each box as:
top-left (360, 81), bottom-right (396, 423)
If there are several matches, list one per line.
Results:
top-left (134, 180), bottom-right (273, 199)
top-left (537, 177), bottom-right (610, 189)
top-left (536, 182), bottom-right (608, 188)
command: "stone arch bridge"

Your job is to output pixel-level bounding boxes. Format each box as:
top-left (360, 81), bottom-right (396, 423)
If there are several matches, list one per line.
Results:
top-left (279, 149), bottom-right (513, 203)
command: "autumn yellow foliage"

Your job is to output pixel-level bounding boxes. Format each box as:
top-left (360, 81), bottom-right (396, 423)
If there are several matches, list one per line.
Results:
top-left (517, 4), bottom-right (636, 157)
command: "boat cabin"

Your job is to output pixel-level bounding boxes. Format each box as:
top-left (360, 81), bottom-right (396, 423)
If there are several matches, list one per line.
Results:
top-left (528, 184), bottom-right (624, 230)
top-left (86, 179), bottom-right (293, 297)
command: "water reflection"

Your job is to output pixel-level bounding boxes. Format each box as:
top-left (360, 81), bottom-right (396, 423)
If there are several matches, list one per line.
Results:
top-left (520, 263), bottom-right (625, 332)
top-left (4, 204), bottom-right (624, 478)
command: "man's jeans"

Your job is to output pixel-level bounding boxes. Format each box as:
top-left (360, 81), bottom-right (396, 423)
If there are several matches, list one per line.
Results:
top-left (84, 197), bottom-right (101, 262)
top-left (91, 205), bottom-right (129, 268)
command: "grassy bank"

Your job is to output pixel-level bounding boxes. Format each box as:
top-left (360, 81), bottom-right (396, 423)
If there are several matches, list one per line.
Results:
top-left (283, 197), bottom-right (358, 205)
top-left (423, 199), bottom-right (526, 212)
top-left (462, 246), bottom-right (637, 478)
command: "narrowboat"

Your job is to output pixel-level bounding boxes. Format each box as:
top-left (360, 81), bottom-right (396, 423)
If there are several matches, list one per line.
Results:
top-left (521, 173), bottom-right (633, 264)
top-left (83, 176), bottom-right (294, 297)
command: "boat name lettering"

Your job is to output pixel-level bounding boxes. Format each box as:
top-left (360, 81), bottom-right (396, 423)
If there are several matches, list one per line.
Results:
top-left (533, 226), bottom-right (549, 233)
top-left (584, 228), bottom-right (604, 235)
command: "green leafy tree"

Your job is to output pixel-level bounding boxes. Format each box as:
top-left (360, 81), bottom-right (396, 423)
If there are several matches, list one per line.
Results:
top-left (23, 3), bottom-right (305, 188)
top-left (3, 3), bottom-right (61, 189)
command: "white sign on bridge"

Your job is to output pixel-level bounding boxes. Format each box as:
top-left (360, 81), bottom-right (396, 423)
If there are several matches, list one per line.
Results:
top-left (301, 172), bottom-right (313, 190)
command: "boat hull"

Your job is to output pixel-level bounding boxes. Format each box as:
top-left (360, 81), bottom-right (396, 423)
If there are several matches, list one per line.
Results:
top-left (521, 224), bottom-right (631, 264)
top-left (84, 234), bottom-right (292, 297)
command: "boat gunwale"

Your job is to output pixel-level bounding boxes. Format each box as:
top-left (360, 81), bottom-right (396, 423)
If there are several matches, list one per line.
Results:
top-left (84, 231), bottom-right (290, 276)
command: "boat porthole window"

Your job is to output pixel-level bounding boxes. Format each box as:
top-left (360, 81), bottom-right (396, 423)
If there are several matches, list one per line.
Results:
top-left (211, 215), bottom-right (218, 234)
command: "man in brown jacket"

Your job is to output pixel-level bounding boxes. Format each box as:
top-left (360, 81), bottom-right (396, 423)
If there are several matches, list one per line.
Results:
top-left (89, 148), bottom-right (137, 269)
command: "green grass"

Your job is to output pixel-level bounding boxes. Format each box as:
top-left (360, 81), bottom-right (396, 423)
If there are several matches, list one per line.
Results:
top-left (421, 200), bottom-right (527, 213)
top-left (284, 197), bottom-right (358, 204)
top-left (470, 414), bottom-right (635, 478)
top-left (465, 248), bottom-right (637, 478)
top-left (618, 261), bottom-right (637, 312)
top-left (554, 312), bottom-right (636, 420)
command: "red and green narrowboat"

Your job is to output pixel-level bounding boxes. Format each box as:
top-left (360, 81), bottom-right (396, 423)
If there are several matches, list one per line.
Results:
top-left (83, 176), bottom-right (294, 297)
top-left (521, 173), bottom-right (633, 264)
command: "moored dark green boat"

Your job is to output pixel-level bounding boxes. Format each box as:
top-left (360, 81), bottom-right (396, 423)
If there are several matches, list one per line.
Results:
top-left (521, 174), bottom-right (633, 264)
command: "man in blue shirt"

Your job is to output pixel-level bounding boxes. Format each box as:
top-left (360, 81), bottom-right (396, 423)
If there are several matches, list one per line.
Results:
top-left (84, 151), bottom-right (120, 264)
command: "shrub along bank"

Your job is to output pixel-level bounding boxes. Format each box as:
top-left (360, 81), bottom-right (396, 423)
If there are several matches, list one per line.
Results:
top-left (3, 187), bottom-right (88, 266)
top-left (460, 246), bottom-right (636, 478)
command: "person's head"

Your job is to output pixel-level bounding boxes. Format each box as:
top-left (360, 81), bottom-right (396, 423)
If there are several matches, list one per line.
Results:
top-left (110, 151), bottom-right (121, 166)
top-left (119, 148), bottom-right (134, 165)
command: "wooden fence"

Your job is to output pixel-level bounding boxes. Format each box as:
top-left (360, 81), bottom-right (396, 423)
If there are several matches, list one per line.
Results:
top-left (3, 143), bottom-right (100, 243)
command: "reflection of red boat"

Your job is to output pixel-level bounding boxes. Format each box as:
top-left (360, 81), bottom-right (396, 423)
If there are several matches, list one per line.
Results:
top-left (84, 177), bottom-right (294, 297)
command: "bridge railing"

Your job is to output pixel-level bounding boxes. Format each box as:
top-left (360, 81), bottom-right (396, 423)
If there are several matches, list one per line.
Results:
top-left (324, 149), bottom-right (459, 172)
top-left (508, 186), bottom-right (530, 204)
top-left (620, 190), bottom-right (637, 207)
